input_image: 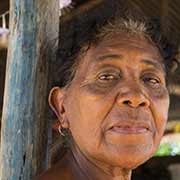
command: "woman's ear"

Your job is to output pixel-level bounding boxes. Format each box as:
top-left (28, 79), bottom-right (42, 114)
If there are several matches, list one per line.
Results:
top-left (49, 87), bottom-right (68, 128)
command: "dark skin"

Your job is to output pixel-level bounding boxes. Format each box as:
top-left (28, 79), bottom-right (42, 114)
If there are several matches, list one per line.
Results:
top-left (37, 33), bottom-right (169, 180)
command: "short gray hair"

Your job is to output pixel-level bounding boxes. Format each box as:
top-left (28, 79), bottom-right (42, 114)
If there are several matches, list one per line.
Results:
top-left (98, 18), bottom-right (147, 38)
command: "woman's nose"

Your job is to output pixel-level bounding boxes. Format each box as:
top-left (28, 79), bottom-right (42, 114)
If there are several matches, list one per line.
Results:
top-left (117, 87), bottom-right (150, 108)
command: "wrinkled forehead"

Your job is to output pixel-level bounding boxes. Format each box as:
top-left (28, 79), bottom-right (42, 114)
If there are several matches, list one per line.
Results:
top-left (79, 33), bottom-right (164, 67)
top-left (96, 33), bottom-right (161, 56)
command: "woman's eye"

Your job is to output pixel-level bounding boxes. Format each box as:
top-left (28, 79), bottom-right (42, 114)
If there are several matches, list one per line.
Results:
top-left (98, 74), bottom-right (119, 81)
top-left (143, 76), bottom-right (161, 86)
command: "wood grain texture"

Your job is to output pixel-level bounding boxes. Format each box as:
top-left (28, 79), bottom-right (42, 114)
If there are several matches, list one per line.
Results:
top-left (0, 0), bottom-right (59, 179)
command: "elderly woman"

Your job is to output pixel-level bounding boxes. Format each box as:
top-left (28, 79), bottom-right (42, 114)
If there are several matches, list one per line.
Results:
top-left (37, 12), bottom-right (173, 180)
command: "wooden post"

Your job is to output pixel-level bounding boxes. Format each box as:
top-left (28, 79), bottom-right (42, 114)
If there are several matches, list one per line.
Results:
top-left (0, 0), bottom-right (59, 179)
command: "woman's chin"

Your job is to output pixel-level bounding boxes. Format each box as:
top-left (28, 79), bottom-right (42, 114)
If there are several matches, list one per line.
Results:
top-left (116, 154), bottom-right (153, 169)
top-left (106, 154), bottom-right (152, 170)
top-left (99, 144), bottom-right (156, 170)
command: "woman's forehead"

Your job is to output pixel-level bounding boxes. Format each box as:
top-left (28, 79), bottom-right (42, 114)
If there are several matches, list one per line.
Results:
top-left (87, 34), bottom-right (163, 63)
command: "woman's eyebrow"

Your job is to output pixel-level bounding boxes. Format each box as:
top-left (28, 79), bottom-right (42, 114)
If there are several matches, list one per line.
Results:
top-left (141, 59), bottom-right (165, 71)
top-left (95, 56), bottom-right (165, 72)
top-left (96, 54), bottom-right (123, 61)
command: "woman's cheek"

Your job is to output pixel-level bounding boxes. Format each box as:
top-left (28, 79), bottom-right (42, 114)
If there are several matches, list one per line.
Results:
top-left (149, 87), bottom-right (169, 139)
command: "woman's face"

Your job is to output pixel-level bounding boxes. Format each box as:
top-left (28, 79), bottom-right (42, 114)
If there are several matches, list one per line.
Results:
top-left (58, 34), bottom-right (169, 169)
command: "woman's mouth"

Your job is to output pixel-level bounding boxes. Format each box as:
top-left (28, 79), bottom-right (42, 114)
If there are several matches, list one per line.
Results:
top-left (107, 120), bottom-right (151, 135)
top-left (110, 126), bottom-right (148, 134)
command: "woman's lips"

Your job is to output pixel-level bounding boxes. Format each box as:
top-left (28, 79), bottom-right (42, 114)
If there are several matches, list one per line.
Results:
top-left (110, 126), bottom-right (148, 134)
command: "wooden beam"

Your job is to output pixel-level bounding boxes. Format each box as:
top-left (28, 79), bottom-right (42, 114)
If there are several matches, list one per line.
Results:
top-left (160, 0), bottom-right (170, 37)
top-left (0, 0), bottom-right (59, 179)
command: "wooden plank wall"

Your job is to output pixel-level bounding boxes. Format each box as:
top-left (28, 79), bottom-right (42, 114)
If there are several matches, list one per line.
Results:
top-left (0, 0), bottom-right (59, 179)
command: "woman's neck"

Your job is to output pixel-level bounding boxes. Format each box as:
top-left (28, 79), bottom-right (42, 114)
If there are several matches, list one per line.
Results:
top-left (68, 142), bottom-right (132, 180)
